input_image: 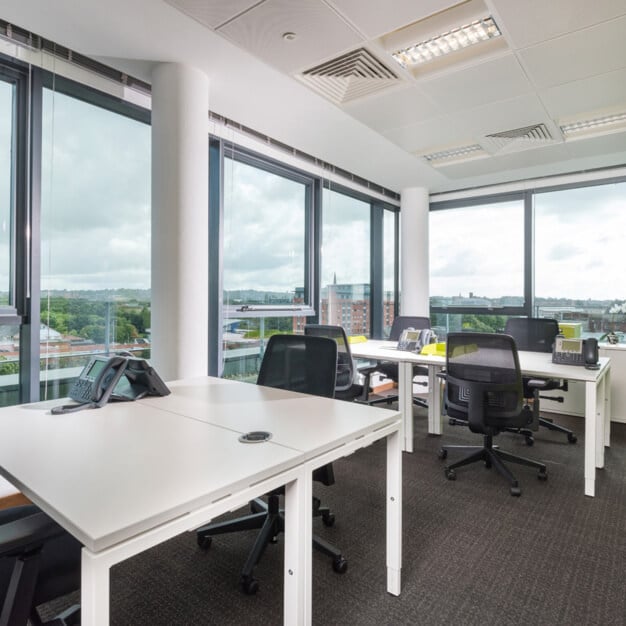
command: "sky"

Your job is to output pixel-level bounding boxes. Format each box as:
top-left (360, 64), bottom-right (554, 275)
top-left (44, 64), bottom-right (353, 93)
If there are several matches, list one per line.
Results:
top-left (40, 88), bottom-right (151, 292)
top-left (4, 80), bottom-right (625, 308)
top-left (430, 183), bottom-right (626, 302)
top-left (1, 81), bottom-right (12, 303)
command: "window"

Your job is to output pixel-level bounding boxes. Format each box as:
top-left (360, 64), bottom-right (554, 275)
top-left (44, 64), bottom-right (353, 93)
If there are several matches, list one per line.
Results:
top-left (0, 76), bottom-right (19, 407)
top-left (430, 198), bottom-right (525, 309)
top-left (40, 85), bottom-right (151, 400)
top-left (534, 181), bottom-right (626, 338)
top-left (0, 79), bottom-right (13, 309)
top-left (321, 188), bottom-right (371, 336)
top-left (221, 152), bottom-right (313, 380)
top-left (382, 208), bottom-right (397, 337)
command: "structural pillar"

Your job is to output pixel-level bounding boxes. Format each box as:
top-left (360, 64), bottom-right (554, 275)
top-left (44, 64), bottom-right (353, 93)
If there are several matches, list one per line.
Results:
top-left (150, 63), bottom-right (209, 381)
top-left (400, 187), bottom-right (429, 317)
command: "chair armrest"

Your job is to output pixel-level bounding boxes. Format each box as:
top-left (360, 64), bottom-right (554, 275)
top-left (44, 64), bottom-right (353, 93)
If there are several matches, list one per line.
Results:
top-left (0, 512), bottom-right (66, 558)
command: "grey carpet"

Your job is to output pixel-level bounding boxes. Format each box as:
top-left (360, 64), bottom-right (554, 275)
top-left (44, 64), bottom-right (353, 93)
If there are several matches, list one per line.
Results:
top-left (44, 410), bottom-right (626, 625)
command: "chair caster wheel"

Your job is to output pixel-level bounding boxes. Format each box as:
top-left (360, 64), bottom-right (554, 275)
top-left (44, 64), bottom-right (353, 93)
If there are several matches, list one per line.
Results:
top-left (437, 448), bottom-right (448, 460)
top-left (332, 556), bottom-right (348, 574)
top-left (568, 433), bottom-right (578, 444)
top-left (322, 512), bottom-right (335, 527)
top-left (538, 470), bottom-right (548, 481)
top-left (197, 535), bottom-right (212, 550)
top-left (448, 418), bottom-right (456, 426)
top-left (240, 576), bottom-right (259, 595)
top-left (445, 468), bottom-right (456, 481)
top-left (510, 486), bottom-right (521, 497)
top-left (525, 436), bottom-right (534, 446)
top-left (270, 535), bottom-right (279, 544)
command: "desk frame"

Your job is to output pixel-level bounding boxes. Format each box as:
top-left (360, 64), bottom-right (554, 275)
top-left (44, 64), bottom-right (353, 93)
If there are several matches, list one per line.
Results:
top-left (0, 385), bottom-right (402, 626)
top-left (352, 340), bottom-right (611, 497)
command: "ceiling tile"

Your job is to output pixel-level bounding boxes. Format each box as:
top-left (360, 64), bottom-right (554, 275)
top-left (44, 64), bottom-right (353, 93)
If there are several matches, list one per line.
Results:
top-left (451, 93), bottom-right (557, 139)
top-left (163, 0), bottom-right (260, 29)
top-left (382, 116), bottom-right (467, 153)
top-left (419, 53), bottom-right (533, 115)
top-left (564, 131), bottom-right (626, 159)
top-left (539, 68), bottom-right (626, 120)
top-left (216, 0), bottom-right (363, 74)
top-left (519, 16), bottom-right (626, 89)
top-left (490, 0), bottom-right (626, 49)
top-left (437, 143), bottom-right (571, 178)
top-left (342, 84), bottom-right (440, 132)
top-left (327, 0), bottom-right (462, 39)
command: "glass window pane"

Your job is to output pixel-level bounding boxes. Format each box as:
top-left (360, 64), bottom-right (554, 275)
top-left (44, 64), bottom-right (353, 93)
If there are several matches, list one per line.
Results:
top-left (223, 157), bottom-right (306, 305)
top-left (222, 315), bottom-right (297, 381)
top-left (534, 182), bottom-right (626, 338)
top-left (0, 80), bottom-right (14, 308)
top-left (430, 200), bottom-right (525, 307)
top-left (383, 209), bottom-right (396, 337)
top-left (321, 189), bottom-right (371, 336)
top-left (40, 88), bottom-right (151, 401)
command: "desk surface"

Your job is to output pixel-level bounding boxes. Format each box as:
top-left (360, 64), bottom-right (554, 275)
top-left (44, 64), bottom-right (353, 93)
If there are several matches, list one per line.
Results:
top-left (351, 339), bottom-right (611, 382)
top-left (0, 377), bottom-right (399, 553)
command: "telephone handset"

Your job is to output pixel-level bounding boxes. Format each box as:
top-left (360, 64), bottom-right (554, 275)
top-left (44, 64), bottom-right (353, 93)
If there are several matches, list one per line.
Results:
top-left (397, 328), bottom-right (435, 353)
top-left (51, 355), bottom-right (170, 414)
top-left (552, 335), bottom-right (600, 369)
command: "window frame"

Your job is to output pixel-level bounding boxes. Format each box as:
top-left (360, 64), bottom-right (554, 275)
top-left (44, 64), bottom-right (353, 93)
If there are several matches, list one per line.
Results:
top-left (429, 190), bottom-right (533, 319)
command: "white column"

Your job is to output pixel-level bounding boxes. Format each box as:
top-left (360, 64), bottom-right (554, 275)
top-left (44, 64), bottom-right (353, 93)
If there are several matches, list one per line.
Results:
top-left (150, 63), bottom-right (209, 381)
top-left (400, 187), bottom-right (429, 316)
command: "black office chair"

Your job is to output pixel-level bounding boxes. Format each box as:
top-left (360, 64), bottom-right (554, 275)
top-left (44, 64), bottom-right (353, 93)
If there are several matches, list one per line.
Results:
top-left (304, 324), bottom-right (363, 401)
top-left (504, 317), bottom-right (577, 445)
top-left (361, 316), bottom-right (430, 409)
top-left (195, 334), bottom-right (347, 595)
top-left (0, 504), bottom-right (81, 626)
top-left (438, 332), bottom-right (548, 496)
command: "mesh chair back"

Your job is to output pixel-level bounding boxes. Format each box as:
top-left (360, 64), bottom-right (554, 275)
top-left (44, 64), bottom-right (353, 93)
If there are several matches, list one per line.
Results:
top-left (445, 332), bottom-right (527, 432)
top-left (304, 325), bottom-right (354, 392)
top-left (257, 334), bottom-right (337, 398)
top-left (504, 317), bottom-right (560, 353)
top-left (389, 316), bottom-right (430, 341)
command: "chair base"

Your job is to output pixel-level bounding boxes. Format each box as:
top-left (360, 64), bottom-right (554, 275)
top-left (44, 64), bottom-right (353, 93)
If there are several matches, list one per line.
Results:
top-left (505, 416), bottom-right (578, 446)
top-left (439, 435), bottom-right (547, 496)
top-left (363, 394), bottom-right (428, 410)
top-left (195, 494), bottom-right (346, 594)
top-left (450, 416), bottom-right (578, 446)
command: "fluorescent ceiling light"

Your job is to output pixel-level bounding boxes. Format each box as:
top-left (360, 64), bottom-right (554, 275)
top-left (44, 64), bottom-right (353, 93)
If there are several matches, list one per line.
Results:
top-left (392, 17), bottom-right (501, 67)
top-left (560, 112), bottom-right (626, 135)
top-left (423, 144), bottom-right (484, 162)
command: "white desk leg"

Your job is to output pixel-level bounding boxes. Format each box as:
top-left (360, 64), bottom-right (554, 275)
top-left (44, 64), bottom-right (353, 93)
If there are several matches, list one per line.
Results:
top-left (604, 368), bottom-right (612, 448)
top-left (584, 380), bottom-right (597, 497)
top-left (386, 428), bottom-right (402, 595)
top-left (284, 465), bottom-right (311, 626)
top-left (81, 548), bottom-right (110, 626)
top-left (428, 365), bottom-right (443, 436)
top-left (398, 361), bottom-right (413, 453)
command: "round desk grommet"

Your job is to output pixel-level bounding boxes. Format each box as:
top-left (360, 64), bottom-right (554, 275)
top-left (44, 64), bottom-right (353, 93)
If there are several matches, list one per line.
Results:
top-left (239, 431), bottom-right (273, 443)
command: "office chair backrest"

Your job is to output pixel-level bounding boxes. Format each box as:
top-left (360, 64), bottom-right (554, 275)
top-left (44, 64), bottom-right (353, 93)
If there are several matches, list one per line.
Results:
top-left (257, 334), bottom-right (337, 399)
top-left (389, 316), bottom-right (430, 341)
top-left (504, 317), bottom-right (560, 353)
top-left (445, 332), bottom-right (526, 434)
top-left (0, 504), bottom-right (81, 625)
top-left (303, 325), bottom-right (354, 392)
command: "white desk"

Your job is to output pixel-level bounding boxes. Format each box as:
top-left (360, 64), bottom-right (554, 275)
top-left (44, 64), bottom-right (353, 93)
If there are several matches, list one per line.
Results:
top-left (0, 377), bottom-right (402, 625)
top-left (351, 340), bottom-right (611, 497)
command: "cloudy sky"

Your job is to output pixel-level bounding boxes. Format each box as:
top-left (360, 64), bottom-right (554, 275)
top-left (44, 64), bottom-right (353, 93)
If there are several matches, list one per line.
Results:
top-left (431, 183), bottom-right (626, 302)
top-left (1, 81), bottom-right (12, 303)
top-left (40, 88), bottom-right (151, 292)
top-left (4, 80), bottom-right (624, 309)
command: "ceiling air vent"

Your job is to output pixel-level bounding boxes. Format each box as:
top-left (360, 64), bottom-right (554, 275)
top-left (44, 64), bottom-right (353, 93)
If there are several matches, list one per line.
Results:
top-left (298, 48), bottom-right (400, 105)
top-left (483, 123), bottom-right (558, 154)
